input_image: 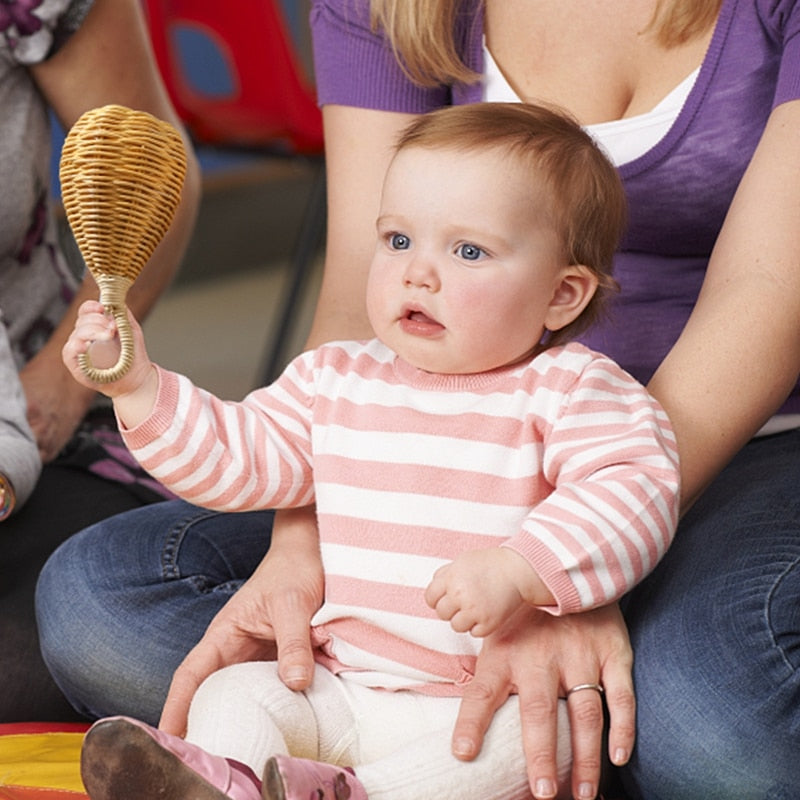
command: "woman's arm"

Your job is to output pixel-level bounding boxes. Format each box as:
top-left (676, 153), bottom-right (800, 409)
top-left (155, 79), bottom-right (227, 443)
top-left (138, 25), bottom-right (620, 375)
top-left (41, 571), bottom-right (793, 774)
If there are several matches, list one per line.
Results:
top-left (304, 104), bottom-right (420, 346)
top-left (20, 0), bottom-right (201, 462)
top-left (648, 100), bottom-right (800, 509)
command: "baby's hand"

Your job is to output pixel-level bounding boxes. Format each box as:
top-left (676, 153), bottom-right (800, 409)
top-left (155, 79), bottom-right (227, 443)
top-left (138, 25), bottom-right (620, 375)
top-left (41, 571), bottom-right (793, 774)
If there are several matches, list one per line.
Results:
top-left (424, 547), bottom-right (538, 637)
top-left (62, 300), bottom-right (153, 400)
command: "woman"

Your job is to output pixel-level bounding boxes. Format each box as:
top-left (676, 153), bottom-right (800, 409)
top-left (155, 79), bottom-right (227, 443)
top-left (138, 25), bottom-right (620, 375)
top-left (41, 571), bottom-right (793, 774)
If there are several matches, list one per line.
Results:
top-left (0, 0), bottom-right (200, 721)
top-left (38, 0), bottom-right (800, 797)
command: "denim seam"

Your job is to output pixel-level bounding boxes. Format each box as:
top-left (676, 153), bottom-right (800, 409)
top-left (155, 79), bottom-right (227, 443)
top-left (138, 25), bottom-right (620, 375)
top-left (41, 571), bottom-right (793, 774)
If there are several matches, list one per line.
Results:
top-left (765, 552), bottom-right (800, 675)
top-left (160, 508), bottom-right (224, 579)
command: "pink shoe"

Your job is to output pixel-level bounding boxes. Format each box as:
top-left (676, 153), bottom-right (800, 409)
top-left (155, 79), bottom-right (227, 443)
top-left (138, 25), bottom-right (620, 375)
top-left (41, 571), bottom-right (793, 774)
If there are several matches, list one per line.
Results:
top-left (80, 716), bottom-right (261, 800)
top-left (262, 754), bottom-right (367, 800)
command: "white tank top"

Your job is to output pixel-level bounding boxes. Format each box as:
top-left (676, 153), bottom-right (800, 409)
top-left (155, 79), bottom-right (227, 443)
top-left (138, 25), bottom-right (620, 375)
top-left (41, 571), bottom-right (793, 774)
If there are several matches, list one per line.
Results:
top-left (482, 41), bottom-right (698, 166)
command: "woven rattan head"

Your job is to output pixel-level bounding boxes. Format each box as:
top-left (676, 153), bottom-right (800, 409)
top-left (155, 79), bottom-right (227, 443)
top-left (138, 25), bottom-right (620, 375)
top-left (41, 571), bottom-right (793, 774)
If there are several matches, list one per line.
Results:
top-left (60, 103), bottom-right (187, 283)
top-left (59, 105), bottom-right (187, 382)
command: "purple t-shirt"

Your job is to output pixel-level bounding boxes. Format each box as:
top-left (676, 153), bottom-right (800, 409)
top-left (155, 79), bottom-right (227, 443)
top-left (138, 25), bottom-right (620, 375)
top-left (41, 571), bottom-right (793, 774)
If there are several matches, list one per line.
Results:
top-left (311, 0), bottom-right (800, 414)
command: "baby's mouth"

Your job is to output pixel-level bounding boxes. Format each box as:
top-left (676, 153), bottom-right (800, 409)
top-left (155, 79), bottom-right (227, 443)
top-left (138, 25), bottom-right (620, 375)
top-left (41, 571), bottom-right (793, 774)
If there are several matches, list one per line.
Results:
top-left (406, 309), bottom-right (438, 325)
top-left (399, 306), bottom-right (445, 336)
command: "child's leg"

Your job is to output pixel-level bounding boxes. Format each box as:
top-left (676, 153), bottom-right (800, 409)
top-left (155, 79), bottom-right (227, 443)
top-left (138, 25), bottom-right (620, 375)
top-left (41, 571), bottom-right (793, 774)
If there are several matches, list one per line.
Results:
top-left (186, 661), bottom-right (359, 776)
top-left (351, 689), bottom-right (572, 800)
top-left (262, 681), bottom-right (572, 800)
top-left (82, 664), bottom-right (360, 800)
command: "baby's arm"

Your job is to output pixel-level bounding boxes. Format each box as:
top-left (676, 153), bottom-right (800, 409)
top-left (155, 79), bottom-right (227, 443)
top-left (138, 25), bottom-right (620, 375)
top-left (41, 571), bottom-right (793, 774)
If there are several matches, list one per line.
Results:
top-left (425, 547), bottom-right (554, 637)
top-left (62, 300), bottom-right (159, 429)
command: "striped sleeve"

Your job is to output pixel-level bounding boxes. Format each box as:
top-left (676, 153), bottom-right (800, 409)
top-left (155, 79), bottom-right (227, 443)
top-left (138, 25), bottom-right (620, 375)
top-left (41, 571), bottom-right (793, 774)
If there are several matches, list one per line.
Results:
top-left (119, 361), bottom-right (316, 511)
top-left (503, 354), bottom-right (680, 615)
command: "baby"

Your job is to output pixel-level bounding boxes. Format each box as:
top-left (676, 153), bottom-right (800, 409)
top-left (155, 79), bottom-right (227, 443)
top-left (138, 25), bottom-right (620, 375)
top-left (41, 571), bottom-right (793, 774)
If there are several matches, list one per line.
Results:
top-left (65, 102), bottom-right (679, 800)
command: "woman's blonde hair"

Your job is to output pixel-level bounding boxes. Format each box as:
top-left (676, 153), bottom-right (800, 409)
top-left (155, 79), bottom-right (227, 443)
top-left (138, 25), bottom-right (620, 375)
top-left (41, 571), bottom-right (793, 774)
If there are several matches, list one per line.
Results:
top-left (647, 0), bottom-right (723, 46)
top-left (370, 0), bottom-right (723, 86)
top-left (395, 102), bottom-right (627, 345)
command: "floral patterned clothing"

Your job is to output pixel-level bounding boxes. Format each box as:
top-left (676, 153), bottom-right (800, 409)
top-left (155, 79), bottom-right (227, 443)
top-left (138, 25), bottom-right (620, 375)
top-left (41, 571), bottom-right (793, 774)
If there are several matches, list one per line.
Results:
top-left (0, 0), bottom-right (173, 503)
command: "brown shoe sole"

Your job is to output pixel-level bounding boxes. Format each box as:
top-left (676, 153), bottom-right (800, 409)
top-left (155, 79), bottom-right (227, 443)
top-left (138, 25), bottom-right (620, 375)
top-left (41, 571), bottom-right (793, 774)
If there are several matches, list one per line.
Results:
top-left (261, 758), bottom-right (287, 800)
top-left (81, 718), bottom-right (231, 800)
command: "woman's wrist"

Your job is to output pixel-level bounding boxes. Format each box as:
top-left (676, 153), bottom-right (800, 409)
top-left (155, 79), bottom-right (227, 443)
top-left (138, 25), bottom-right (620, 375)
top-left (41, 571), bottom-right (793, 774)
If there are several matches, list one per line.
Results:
top-left (0, 473), bottom-right (17, 521)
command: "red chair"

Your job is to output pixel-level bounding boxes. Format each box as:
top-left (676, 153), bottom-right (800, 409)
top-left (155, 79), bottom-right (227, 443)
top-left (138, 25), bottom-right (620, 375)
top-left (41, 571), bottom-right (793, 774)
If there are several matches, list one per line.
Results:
top-left (141, 0), bottom-right (326, 383)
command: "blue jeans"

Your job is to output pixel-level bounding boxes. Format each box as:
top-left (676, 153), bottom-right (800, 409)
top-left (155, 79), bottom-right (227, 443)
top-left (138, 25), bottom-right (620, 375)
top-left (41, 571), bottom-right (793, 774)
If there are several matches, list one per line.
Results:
top-left (36, 431), bottom-right (800, 798)
top-left (36, 502), bottom-right (274, 725)
top-left (619, 429), bottom-right (800, 799)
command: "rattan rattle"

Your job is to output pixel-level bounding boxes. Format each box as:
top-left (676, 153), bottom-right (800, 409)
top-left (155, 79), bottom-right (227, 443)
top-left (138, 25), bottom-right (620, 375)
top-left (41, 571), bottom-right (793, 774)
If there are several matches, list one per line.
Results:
top-left (59, 104), bottom-right (187, 383)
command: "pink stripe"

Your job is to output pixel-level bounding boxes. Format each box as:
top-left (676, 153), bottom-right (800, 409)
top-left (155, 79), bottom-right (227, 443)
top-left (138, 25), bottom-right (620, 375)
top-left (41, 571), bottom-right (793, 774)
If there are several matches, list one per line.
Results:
top-left (314, 454), bottom-right (551, 504)
top-left (313, 394), bottom-right (544, 447)
top-left (137, 389), bottom-right (210, 475)
top-left (551, 440), bottom-right (676, 484)
top-left (325, 574), bottom-right (437, 618)
top-left (321, 515), bottom-right (501, 557)
top-left (313, 618), bottom-right (477, 691)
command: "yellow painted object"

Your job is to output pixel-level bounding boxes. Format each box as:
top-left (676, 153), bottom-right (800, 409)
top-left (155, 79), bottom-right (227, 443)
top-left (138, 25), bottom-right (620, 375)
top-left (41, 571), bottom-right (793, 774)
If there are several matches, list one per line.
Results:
top-left (0, 725), bottom-right (88, 799)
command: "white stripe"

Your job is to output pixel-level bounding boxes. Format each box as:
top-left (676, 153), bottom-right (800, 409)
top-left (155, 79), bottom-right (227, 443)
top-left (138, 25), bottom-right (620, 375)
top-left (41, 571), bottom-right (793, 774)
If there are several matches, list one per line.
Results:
top-left (322, 542), bottom-right (447, 588)
top-left (317, 425), bottom-right (543, 477)
top-left (315, 369), bottom-right (575, 420)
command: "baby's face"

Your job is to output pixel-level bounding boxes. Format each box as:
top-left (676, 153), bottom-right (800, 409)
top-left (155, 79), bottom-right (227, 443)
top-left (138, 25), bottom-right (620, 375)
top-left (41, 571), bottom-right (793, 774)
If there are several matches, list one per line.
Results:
top-left (366, 145), bottom-right (571, 374)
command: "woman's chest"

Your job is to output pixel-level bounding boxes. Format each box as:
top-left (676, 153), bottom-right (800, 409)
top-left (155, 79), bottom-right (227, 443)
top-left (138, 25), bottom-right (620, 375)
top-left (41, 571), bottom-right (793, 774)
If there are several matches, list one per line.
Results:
top-left (483, 0), bottom-right (715, 123)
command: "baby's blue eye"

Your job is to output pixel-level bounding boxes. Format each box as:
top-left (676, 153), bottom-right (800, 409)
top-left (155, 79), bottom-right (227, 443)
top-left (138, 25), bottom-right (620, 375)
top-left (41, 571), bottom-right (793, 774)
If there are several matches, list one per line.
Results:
top-left (390, 233), bottom-right (411, 250)
top-left (457, 243), bottom-right (484, 261)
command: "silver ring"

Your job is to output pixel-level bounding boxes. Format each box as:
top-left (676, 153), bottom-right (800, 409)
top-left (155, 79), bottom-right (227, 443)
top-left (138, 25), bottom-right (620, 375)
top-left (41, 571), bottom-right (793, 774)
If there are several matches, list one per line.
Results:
top-left (566, 683), bottom-right (604, 698)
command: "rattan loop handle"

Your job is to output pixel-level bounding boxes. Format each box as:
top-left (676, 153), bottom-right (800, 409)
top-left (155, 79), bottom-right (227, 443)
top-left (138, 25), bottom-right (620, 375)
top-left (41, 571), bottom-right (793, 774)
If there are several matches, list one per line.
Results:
top-left (78, 275), bottom-right (134, 383)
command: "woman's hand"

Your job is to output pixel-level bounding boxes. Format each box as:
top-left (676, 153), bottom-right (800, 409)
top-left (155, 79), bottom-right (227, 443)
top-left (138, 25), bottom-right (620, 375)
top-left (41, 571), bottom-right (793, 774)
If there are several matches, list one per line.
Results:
top-left (452, 603), bottom-right (635, 800)
top-left (20, 353), bottom-right (94, 462)
top-left (159, 506), bottom-right (324, 737)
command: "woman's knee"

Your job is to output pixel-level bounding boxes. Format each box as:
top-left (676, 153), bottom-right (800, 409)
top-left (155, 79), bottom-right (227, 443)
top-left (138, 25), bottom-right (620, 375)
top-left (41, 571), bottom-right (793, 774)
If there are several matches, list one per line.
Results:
top-left (36, 522), bottom-right (111, 671)
top-left (35, 501), bottom-right (274, 722)
top-left (620, 440), bottom-right (800, 798)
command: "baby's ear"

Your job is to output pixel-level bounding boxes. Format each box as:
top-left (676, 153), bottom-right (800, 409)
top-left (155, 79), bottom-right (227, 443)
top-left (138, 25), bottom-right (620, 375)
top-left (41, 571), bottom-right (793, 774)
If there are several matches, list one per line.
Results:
top-left (543, 265), bottom-right (599, 332)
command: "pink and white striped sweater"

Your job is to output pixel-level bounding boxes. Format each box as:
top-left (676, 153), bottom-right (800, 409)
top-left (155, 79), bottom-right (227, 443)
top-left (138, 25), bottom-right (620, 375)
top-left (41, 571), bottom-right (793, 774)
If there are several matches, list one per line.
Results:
top-left (123, 340), bottom-right (679, 695)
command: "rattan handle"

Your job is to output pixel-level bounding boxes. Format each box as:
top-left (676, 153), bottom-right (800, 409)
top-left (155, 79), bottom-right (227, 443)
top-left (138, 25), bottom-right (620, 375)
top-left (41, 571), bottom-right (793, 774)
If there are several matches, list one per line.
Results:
top-left (59, 104), bottom-right (187, 383)
top-left (77, 275), bottom-right (134, 383)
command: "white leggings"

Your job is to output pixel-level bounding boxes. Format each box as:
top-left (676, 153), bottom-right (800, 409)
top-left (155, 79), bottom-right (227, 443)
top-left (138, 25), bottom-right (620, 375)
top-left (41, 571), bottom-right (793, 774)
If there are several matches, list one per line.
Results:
top-left (186, 662), bottom-right (572, 800)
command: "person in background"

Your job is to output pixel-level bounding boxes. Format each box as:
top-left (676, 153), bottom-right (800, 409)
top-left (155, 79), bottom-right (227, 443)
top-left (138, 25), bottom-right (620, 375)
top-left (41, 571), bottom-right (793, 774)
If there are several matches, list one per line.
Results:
top-left (0, 313), bottom-right (39, 520)
top-left (0, 0), bottom-right (200, 722)
top-left (66, 102), bottom-right (679, 800)
top-left (37, 0), bottom-right (800, 798)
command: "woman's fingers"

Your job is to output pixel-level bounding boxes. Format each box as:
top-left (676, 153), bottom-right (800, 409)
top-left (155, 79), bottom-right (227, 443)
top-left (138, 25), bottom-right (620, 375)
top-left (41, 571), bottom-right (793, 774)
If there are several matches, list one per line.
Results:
top-left (451, 660), bottom-right (511, 761)
top-left (451, 604), bottom-right (635, 799)
top-left (271, 585), bottom-right (318, 690)
top-left (600, 651), bottom-right (636, 766)
top-left (564, 685), bottom-right (606, 799)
